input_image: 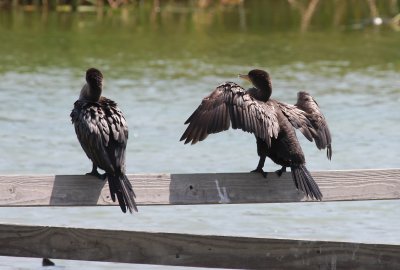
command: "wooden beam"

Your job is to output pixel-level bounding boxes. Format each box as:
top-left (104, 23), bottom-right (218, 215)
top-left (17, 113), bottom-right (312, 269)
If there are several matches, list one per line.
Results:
top-left (0, 223), bottom-right (398, 269)
top-left (0, 169), bottom-right (399, 206)
top-left (0, 255), bottom-right (218, 270)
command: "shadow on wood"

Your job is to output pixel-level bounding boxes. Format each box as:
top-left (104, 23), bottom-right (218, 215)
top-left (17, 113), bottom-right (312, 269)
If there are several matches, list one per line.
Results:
top-left (168, 172), bottom-right (304, 204)
top-left (50, 175), bottom-right (106, 206)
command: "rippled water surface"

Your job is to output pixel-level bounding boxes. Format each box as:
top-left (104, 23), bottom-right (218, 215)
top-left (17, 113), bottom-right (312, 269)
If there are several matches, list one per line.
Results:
top-left (0, 0), bottom-right (400, 268)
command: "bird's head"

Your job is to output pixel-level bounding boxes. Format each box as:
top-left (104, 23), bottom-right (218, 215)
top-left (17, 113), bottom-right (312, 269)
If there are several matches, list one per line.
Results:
top-left (239, 69), bottom-right (271, 91)
top-left (80, 68), bottom-right (103, 102)
top-left (86, 68), bottom-right (103, 90)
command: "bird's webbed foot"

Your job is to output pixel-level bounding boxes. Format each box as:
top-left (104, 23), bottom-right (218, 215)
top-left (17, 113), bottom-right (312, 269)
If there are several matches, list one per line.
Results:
top-left (275, 166), bottom-right (287, 177)
top-left (86, 165), bottom-right (107, 180)
top-left (251, 168), bottom-right (268, 178)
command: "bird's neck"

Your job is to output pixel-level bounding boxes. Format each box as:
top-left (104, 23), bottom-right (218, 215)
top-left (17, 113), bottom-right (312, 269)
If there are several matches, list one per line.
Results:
top-left (256, 82), bottom-right (272, 102)
top-left (79, 83), bottom-right (102, 102)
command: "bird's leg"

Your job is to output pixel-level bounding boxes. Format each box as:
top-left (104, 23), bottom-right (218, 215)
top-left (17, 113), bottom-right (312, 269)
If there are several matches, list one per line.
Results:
top-left (86, 163), bottom-right (107, 180)
top-left (251, 155), bottom-right (268, 178)
top-left (275, 166), bottom-right (286, 177)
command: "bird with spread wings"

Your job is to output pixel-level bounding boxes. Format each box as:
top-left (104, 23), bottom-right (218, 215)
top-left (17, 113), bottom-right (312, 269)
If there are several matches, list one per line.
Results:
top-left (181, 69), bottom-right (332, 200)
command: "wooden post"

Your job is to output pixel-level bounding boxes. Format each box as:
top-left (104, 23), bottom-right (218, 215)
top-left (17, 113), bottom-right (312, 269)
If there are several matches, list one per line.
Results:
top-left (48, 0), bottom-right (57, 10)
top-left (12, 0), bottom-right (19, 8)
top-left (71, 0), bottom-right (78, 12)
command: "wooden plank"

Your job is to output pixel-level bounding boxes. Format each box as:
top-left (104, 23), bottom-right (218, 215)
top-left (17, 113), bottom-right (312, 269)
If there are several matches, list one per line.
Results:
top-left (0, 223), bottom-right (399, 269)
top-left (0, 169), bottom-right (399, 206)
top-left (0, 255), bottom-right (222, 270)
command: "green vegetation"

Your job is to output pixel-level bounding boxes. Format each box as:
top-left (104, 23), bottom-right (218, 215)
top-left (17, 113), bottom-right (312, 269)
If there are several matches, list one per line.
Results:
top-left (0, 0), bottom-right (399, 75)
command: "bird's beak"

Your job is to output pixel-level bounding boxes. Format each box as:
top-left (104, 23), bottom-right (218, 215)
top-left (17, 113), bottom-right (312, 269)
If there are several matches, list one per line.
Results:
top-left (238, 74), bottom-right (251, 82)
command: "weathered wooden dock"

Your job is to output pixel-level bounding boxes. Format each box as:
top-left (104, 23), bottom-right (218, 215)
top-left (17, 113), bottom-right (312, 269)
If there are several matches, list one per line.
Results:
top-left (0, 169), bottom-right (399, 269)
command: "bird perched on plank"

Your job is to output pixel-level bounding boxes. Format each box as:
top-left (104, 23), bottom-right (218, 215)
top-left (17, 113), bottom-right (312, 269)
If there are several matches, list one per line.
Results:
top-left (70, 68), bottom-right (137, 213)
top-left (180, 69), bottom-right (332, 200)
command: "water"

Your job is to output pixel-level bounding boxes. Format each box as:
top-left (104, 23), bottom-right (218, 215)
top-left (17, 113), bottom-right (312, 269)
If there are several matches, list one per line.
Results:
top-left (0, 1), bottom-right (400, 269)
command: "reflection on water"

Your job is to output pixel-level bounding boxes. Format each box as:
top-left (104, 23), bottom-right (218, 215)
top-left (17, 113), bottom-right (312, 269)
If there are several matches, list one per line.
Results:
top-left (1, 0), bottom-right (399, 32)
top-left (1, 0), bottom-right (400, 73)
top-left (0, 1), bottom-right (400, 268)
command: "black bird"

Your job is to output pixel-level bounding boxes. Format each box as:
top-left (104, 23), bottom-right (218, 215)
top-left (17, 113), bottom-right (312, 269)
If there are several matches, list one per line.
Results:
top-left (70, 68), bottom-right (137, 213)
top-left (180, 69), bottom-right (332, 200)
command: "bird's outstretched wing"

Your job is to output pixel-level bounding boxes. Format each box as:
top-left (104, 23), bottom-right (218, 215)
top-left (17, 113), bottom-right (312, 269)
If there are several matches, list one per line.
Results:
top-left (180, 82), bottom-right (279, 146)
top-left (70, 98), bottom-right (129, 173)
top-left (276, 101), bottom-right (314, 141)
top-left (296, 92), bottom-right (332, 159)
top-left (277, 92), bottom-right (332, 160)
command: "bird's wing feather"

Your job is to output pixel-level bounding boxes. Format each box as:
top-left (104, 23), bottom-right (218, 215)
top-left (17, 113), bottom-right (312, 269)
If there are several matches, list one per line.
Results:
top-left (180, 82), bottom-right (279, 146)
top-left (71, 99), bottom-right (128, 173)
top-left (295, 91), bottom-right (332, 159)
top-left (102, 99), bottom-right (129, 171)
top-left (276, 101), bottom-right (314, 142)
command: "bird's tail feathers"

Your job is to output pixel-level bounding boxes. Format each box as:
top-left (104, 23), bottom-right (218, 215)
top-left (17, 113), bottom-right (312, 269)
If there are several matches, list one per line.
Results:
top-left (291, 165), bottom-right (322, 200)
top-left (108, 174), bottom-right (138, 213)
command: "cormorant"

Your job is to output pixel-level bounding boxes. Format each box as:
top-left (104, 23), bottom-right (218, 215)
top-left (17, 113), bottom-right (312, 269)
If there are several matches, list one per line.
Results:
top-left (180, 69), bottom-right (332, 200)
top-left (70, 68), bottom-right (137, 213)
